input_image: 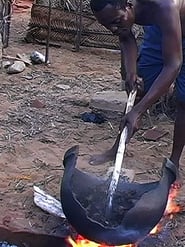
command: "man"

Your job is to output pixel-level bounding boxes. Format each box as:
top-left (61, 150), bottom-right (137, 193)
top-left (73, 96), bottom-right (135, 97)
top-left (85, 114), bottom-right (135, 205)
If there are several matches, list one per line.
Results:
top-left (89, 0), bottom-right (185, 176)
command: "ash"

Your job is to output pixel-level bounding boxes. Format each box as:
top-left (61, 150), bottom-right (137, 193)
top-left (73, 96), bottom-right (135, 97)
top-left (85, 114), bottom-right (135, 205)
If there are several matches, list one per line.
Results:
top-left (0, 242), bottom-right (19, 247)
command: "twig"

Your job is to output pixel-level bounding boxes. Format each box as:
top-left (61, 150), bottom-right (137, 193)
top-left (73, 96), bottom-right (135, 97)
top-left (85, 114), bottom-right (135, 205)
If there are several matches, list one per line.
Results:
top-left (107, 121), bottom-right (114, 130)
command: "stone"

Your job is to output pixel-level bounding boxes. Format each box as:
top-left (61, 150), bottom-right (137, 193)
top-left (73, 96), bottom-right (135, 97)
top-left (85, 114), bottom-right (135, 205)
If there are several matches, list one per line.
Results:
top-left (90, 90), bottom-right (128, 119)
top-left (30, 99), bottom-right (46, 108)
top-left (30, 51), bottom-right (46, 64)
top-left (142, 127), bottom-right (169, 141)
top-left (55, 84), bottom-right (70, 90)
top-left (6, 61), bottom-right (26, 74)
top-left (2, 60), bottom-right (13, 69)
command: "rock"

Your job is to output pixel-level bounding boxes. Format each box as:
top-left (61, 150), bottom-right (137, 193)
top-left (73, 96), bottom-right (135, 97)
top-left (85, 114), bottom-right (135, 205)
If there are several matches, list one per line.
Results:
top-left (142, 127), bottom-right (169, 141)
top-left (2, 60), bottom-right (13, 69)
top-left (6, 61), bottom-right (26, 74)
top-left (30, 51), bottom-right (46, 64)
top-left (22, 75), bottom-right (33, 80)
top-left (90, 90), bottom-right (128, 119)
top-left (55, 84), bottom-right (70, 90)
top-left (16, 53), bottom-right (32, 66)
top-left (30, 99), bottom-right (46, 109)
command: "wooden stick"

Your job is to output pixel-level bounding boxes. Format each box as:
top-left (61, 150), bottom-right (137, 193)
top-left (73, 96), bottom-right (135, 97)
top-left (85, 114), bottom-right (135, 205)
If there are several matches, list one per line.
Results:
top-left (2, 55), bottom-right (21, 61)
top-left (2, 55), bottom-right (32, 64)
top-left (33, 186), bottom-right (66, 219)
top-left (105, 89), bottom-right (137, 218)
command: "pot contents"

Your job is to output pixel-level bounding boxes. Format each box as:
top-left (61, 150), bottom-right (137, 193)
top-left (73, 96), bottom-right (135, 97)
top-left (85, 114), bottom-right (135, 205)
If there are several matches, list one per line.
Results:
top-left (76, 182), bottom-right (142, 227)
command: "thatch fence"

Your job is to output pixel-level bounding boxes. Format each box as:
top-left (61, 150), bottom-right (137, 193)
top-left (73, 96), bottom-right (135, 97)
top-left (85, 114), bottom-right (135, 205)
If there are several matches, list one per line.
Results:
top-left (25, 0), bottom-right (143, 51)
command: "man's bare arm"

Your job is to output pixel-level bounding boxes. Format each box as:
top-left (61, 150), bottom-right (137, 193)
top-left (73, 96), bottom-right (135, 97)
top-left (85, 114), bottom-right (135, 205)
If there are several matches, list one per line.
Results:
top-left (119, 30), bottom-right (138, 91)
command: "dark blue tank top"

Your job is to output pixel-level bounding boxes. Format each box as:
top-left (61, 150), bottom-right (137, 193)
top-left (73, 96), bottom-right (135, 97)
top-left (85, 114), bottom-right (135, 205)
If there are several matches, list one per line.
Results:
top-left (138, 25), bottom-right (185, 66)
top-left (138, 25), bottom-right (163, 66)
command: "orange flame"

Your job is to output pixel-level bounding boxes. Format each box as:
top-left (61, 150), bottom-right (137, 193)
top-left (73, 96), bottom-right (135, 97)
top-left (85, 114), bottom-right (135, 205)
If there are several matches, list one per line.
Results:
top-left (149, 187), bottom-right (181, 235)
top-left (67, 187), bottom-right (181, 247)
top-left (67, 235), bottom-right (137, 247)
top-left (165, 187), bottom-right (181, 215)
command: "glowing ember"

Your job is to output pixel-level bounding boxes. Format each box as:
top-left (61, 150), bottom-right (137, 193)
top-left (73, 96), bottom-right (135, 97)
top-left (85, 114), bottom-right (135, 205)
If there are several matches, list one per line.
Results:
top-left (67, 187), bottom-right (181, 247)
top-left (150, 224), bottom-right (161, 235)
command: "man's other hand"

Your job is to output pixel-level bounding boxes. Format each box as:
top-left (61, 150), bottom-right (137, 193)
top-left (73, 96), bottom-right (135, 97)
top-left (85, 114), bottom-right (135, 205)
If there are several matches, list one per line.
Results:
top-left (119, 109), bottom-right (141, 143)
top-left (125, 75), bottom-right (144, 96)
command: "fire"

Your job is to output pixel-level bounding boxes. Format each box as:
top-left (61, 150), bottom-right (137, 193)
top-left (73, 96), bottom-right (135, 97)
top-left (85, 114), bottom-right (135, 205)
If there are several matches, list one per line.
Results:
top-left (67, 187), bottom-right (181, 247)
top-left (67, 235), bottom-right (136, 247)
top-left (165, 187), bottom-right (181, 215)
top-left (150, 224), bottom-right (161, 235)
top-left (149, 187), bottom-right (181, 235)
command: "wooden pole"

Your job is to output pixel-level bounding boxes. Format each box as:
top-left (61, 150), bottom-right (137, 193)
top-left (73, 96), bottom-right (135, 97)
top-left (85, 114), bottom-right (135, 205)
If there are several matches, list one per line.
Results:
top-left (74, 0), bottom-right (83, 52)
top-left (3, 0), bottom-right (11, 48)
top-left (45, 0), bottom-right (52, 64)
top-left (0, 0), bottom-right (12, 70)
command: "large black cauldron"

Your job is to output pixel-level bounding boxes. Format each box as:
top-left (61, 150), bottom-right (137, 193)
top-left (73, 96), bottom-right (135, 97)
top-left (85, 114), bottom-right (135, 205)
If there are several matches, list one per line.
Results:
top-left (60, 146), bottom-right (177, 246)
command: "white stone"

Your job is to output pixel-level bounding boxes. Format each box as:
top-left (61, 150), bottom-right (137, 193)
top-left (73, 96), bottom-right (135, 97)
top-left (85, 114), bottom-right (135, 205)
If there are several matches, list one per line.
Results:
top-left (7, 61), bottom-right (26, 74)
top-left (30, 51), bottom-right (46, 64)
top-left (55, 84), bottom-right (70, 90)
top-left (2, 60), bottom-right (13, 69)
top-left (90, 90), bottom-right (128, 114)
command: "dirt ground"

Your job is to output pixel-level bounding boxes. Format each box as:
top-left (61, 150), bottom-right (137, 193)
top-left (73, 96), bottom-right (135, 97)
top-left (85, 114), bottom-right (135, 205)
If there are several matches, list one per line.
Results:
top-left (1, 2), bottom-right (185, 246)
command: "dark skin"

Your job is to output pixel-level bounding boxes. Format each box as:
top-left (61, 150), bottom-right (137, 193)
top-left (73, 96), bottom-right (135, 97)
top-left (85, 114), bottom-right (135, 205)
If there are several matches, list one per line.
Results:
top-left (89, 0), bottom-right (185, 171)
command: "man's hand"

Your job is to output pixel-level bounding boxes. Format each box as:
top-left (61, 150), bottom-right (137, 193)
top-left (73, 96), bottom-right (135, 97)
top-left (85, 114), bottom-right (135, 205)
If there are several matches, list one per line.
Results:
top-left (119, 109), bottom-right (141, 143)
top-left (125, 75), bottom-right (144, 96)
